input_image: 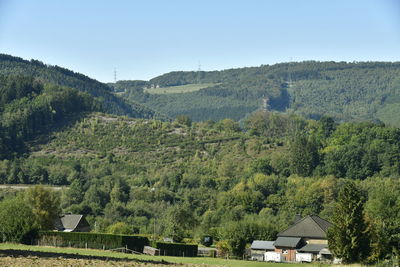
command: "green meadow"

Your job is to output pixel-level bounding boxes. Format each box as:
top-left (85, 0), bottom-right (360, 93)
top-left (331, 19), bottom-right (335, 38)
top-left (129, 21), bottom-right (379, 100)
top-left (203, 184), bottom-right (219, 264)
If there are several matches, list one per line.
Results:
top-left (144, 83), bottom-right (217, 94)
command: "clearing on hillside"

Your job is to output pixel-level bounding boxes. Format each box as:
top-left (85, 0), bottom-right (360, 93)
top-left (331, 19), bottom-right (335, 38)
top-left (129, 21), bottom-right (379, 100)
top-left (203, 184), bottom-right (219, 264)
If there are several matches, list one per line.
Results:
top-left (144, 83), bottom-right (217, 94)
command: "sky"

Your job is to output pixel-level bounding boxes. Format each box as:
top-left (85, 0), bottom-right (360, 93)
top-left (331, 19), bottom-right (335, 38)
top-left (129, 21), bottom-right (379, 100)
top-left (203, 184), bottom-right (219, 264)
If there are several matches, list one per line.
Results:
top-left (0, 0), bottom-right (399, 82)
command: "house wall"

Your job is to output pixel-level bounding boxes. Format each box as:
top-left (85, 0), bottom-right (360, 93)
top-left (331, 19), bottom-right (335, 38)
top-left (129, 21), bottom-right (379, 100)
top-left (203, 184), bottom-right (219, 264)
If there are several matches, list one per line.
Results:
top-left (275, 248), bottom-right (296, 262)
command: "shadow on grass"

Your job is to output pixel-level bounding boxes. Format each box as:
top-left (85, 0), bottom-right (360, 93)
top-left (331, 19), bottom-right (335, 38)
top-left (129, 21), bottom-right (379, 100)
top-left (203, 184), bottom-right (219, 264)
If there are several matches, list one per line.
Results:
top-left (0, 249), bottom-right (175, 265)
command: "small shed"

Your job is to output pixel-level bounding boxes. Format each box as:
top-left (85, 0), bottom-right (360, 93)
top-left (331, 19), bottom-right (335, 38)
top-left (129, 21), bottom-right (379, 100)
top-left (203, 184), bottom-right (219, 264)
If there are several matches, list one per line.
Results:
top-left (250, 240), bottom-right (275, 261)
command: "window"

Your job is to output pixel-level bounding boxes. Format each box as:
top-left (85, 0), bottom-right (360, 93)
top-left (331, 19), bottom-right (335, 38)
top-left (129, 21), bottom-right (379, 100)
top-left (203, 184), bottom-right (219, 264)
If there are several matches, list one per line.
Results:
top-left (282, 249), bottom-right (288, 254)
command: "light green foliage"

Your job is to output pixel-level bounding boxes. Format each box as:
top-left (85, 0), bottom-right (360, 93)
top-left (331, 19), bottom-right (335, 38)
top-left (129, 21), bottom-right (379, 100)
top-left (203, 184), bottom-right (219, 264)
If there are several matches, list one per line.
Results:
top-left (144, 83), bottom-right (217, 94)
top-left (363, 178), bottom-right (400, 264)
top-left (24, 185), bottom-right (61, 230)
top-left (0, 196), bottom-right (38, 243)
top-left (0, 78), bottom-right (399, 264)
top-left (220, 218), bottom-right (278, 256)
top-left (106, 222), bottom-right (133, 235)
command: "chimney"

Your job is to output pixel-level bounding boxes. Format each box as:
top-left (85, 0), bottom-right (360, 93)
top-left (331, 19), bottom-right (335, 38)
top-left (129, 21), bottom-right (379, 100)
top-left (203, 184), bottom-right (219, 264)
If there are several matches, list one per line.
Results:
top-left (294, 214), bottom-right (302, 223)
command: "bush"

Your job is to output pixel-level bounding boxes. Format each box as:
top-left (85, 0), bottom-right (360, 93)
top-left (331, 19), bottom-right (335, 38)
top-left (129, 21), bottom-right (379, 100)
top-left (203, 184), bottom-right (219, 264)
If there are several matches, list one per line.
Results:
top-left (0, 197), bottom-right (38, 244)
top-left (39, 231), bottom-right (149, 252)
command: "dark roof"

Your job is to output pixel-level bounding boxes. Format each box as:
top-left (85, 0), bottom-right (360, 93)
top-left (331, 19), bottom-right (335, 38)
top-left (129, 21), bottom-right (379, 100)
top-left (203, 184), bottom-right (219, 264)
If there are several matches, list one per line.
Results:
top-left (251, 240), bottom-right (275, 250)
top-left (277, 215), bottom-right (332, 239)
top-left (298, 244), bottom-right (328, 253)
top-left (273, 237), bottom-right (302, 248)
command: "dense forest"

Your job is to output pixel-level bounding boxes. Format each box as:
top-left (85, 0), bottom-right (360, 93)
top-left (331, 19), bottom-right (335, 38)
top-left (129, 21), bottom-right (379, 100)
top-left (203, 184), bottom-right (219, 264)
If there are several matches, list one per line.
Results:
top-left (1, 109), bottom-right (399, 262)
top-left (0, 56), bottom-right (399, 264)
top-left (117, 61), bottom-right (400, 126)
top-left (0, 54), bottom-right (159, 119)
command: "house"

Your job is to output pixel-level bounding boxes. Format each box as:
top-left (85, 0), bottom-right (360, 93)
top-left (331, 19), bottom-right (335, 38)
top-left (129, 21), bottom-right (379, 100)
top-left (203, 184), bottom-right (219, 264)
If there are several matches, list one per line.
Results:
top-left (274, 215), bottom-right (332, 262)
top-left (273, 236), bottom-right (304, 262)
top-left (250, 240), bottom-right (275, 261)
top-left (54, 214), bottom-right (91, 232)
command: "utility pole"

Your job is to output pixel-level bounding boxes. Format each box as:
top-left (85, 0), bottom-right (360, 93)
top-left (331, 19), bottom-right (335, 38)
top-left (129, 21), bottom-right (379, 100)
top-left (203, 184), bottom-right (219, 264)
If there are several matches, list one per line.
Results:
top-left (114, 67), bottom-right (117, 83)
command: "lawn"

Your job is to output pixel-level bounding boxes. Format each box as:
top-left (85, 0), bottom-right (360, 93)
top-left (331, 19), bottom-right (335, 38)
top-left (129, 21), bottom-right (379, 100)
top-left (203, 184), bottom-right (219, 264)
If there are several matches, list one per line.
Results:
top-left (144, 83), bottom-right (217, 94)
top-left (0, 243), bottom-right (334, 267)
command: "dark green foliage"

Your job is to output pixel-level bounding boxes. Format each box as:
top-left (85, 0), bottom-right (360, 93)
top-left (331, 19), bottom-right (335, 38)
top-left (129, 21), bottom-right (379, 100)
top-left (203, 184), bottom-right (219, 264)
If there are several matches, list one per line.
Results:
top-left (289, 134), bottom-right (320, 177)
top-left (118, 61), bottom-right (400, 125)
top-left (0, 54), bottom-right (158, 118)
top-left (0, 76), bottom-right (101, 159)
top-left (39, 231), bottom-right (149, 252)
top-left (327, 181), bottom-right (370, 263)
top-left (151, 241), bottom-right (198, 257)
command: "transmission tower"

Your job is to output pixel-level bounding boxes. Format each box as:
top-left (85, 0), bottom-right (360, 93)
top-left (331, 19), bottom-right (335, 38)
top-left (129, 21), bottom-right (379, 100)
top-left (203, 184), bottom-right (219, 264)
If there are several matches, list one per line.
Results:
top-left (287, 57), bottom-right (293, 87)
top-left (114, 68), bottom-right (117, 83)
top-left (197, 61), bottom-right (201, 84)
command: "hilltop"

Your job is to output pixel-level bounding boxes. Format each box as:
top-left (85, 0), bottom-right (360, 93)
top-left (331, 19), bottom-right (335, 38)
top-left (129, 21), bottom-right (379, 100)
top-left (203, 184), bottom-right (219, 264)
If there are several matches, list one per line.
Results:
top-left (0, 54), bottom-right (159, 119)
top-left (116, 61), bottom-right (400, 126)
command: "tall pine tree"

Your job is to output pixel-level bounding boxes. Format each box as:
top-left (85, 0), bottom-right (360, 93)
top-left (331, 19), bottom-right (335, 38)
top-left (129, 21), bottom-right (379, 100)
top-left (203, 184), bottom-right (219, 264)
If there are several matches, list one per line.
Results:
top-left (327, 181), bottom-right (370, 263)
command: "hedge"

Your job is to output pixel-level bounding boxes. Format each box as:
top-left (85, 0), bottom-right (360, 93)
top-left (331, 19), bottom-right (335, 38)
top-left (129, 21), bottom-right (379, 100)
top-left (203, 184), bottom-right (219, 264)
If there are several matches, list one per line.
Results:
top-left (38, 231), bottom-right (149, 252)
top-left (151, 241), bottom-right (198, 257)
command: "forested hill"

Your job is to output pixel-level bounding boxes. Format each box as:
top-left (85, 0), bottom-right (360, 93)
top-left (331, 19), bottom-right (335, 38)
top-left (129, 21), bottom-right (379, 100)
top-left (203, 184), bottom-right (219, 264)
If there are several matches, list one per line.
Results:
top-left (0, 54), bottom-right (157, 119)
top-left (0, 110), bottom-right (399, 261)
top-left (119, 61), bottom-right (400, 126)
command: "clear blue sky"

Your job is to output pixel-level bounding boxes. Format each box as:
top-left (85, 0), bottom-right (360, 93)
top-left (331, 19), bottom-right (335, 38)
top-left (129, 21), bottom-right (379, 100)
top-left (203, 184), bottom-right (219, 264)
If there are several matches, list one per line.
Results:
top-left (0, 0), bottom-right (399, 82)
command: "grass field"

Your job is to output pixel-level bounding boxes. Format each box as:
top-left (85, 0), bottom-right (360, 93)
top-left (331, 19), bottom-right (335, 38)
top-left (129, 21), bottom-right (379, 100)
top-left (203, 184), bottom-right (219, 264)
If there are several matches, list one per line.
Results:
top-left (144, 83), bottom-right (217, 94)
top-left (0, 243), bottom-right (337, 267)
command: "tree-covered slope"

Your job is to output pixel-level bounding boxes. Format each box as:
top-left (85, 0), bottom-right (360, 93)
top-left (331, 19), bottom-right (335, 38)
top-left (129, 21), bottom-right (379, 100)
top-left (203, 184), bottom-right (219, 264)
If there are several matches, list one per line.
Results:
top-left (0, 54), bottom-right (157, 119)
top-left (1, 110), bottom-right (399, 261)
top-left (0, 75), bottom-right (101, 158)
top-left (118, 61), bottom-right (400, 126)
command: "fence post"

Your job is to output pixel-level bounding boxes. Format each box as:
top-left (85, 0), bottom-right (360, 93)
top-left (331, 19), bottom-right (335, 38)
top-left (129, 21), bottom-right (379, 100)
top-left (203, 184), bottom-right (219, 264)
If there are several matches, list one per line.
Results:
top-left (85, 242), bottom-right (88, 249)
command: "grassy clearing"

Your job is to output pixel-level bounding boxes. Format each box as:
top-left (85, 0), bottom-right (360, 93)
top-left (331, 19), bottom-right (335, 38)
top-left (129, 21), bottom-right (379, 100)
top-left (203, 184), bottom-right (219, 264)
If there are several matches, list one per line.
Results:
top-left (0, 243), bottom-right (331, 267)
top-left (145, 83), bottom-right (216, 94)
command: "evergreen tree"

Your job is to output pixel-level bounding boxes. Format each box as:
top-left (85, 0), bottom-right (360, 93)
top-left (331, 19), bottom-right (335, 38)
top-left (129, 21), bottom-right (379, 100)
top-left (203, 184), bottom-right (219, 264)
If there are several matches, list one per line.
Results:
top-left (289, 133), bottom-right (319, 177)
top-left (327, 181), bottom-right (370, 263)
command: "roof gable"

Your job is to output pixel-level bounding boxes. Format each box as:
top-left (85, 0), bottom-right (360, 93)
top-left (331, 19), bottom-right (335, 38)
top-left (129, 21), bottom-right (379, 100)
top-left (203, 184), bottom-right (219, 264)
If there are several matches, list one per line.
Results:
top-left (60, 214), bottom-right (83, 230)
top-left (277, 215), bottom-right (332, 239)
top-left (273, 237), bottom-right (302, 248)
top-left (251, 240), bottom-right (275, 250)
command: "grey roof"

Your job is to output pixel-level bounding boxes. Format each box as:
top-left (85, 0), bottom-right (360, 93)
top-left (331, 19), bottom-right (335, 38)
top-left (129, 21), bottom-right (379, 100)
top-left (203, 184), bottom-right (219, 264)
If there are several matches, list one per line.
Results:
top-left (251, 240), bottom-right (275, 250)
top-left (60, 214), bottom-right (84, 230)
top-left (273, 237), bottom-right (302, 248)
top-left (277, 215), bottom-right (332, 239)
top-left (298, 243), bottom-right (328, 253)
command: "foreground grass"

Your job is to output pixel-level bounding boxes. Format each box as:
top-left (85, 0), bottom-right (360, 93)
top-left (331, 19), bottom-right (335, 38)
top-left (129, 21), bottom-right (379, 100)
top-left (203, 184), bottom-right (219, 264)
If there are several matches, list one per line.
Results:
top-left (0, 243), bottom-right (331, 267)
top-left (145, 83), bottom-right (216, 94)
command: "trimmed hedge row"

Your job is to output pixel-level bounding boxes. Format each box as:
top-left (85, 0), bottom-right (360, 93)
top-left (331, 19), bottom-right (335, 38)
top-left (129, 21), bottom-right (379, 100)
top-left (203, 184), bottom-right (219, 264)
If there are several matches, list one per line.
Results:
top-left (38, 231), bottom-right (149, 252)
top-left (151, 241), bottom-right (198, 257)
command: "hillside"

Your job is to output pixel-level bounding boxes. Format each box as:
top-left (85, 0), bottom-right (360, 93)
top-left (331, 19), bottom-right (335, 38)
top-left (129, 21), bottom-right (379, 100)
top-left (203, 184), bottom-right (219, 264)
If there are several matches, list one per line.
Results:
top-left (1, 110), bottom-right (399, 250)
top-left (0, 54), bottom-right (158, 119)
top-left (117, 61), bottom-right (400, 126)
